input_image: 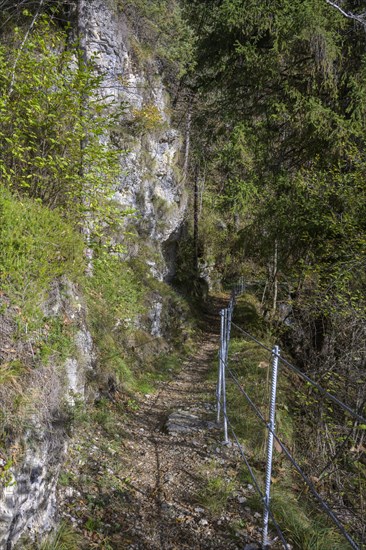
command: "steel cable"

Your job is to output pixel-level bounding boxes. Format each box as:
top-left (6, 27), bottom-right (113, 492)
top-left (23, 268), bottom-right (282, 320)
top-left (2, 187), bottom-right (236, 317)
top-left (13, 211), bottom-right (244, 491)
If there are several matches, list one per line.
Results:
top-left (231, 322), bottom-right (273, 353)
top-left (220, 284), bottom-right (362, 549)
top-left (226, 368), bottom-right (360, 550)
top-left (278, 355), bottom-right (366, 425)
top-left (230, 322), bottom-right (366, 425)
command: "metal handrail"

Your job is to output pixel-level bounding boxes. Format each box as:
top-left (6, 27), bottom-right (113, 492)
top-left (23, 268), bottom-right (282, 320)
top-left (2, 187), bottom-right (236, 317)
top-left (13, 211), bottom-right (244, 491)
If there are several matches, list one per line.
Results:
top-left (216, 282), bottom-right (362, 550)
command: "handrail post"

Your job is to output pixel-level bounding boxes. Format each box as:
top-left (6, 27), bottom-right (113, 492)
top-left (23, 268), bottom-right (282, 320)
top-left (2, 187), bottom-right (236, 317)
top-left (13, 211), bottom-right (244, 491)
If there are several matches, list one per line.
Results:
top-left (227, 302), bottom-right (233, 354)
top-left (263, 345), bottom-right (280, 548)
top-left (217, 310), bottom-right (225, 423)
top-left (222, 308), bottom-right (230, 444)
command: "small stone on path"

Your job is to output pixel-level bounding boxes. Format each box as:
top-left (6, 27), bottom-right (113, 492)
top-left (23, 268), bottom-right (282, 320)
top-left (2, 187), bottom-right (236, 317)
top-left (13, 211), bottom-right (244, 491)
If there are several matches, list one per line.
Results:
top-left (166, 410), bottom-right (203, 434)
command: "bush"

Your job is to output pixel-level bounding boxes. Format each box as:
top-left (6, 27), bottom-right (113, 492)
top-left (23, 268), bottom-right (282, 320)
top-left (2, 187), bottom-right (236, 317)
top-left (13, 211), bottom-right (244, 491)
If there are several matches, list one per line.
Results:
top-left (0, 14), bottom-right (130, 244)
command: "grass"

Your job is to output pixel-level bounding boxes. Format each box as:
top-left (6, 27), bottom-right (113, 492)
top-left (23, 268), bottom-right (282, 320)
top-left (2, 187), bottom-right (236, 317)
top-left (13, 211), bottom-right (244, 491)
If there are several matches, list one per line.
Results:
top-left (37, 317), bottom-right (76, 363)
top-left (19, 522), bottom-right (84, 550)
top-left (0, 186), bottom-right (195, 460)
top-left (0, 189), bottom-right (85, 451)
top-left (0, 187), bottom-right (84, 329)
top-left (196, 459), bottom-right (237, 515)
top-left (245, 489), bottom-right (351, 550)
top-left (223, 335), bottom-right (294, 458)
top-left (135, 352), bottom-right (182, 393)
top-left (83, 245), bottom-right (196, 400)
top-left (232, 293), bottom-right (269, 337)
top-left (0, 360), bottom-right (28, 385)
top-left (271, 490), bottom-right (351, 550)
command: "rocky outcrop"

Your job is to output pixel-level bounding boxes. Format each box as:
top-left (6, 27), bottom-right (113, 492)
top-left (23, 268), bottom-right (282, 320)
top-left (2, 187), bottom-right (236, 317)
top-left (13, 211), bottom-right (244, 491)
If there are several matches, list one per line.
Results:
top-left (0, 280), bottom-right (94, 549)
top-left (0, 431), bottom-right (66, 550)
top-left (79, 0), bottom-right (187, 280)
top-left (0, 2), bottom-right (187, 546)
top-left (45, 279), bottom-right (94, 404)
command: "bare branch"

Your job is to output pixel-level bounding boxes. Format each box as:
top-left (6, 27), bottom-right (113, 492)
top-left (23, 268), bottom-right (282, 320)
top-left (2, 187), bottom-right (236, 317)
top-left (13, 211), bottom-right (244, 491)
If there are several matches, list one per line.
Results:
top-left (8, 0), bottom-right (44, 95)
top-left (325, 0), bottom-right (366, 26)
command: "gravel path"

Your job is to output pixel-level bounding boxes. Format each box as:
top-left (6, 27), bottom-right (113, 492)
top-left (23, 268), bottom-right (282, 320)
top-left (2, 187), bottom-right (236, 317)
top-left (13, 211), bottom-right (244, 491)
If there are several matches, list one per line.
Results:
top-left (116, 335), bottom-right (241, 549)
top-left (59, 300), bottom-right (263, 549)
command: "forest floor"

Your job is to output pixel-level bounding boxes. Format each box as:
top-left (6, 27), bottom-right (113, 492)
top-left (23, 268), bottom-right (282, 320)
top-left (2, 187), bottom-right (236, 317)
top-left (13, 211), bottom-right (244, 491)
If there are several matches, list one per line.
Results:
top-left (58, 297), bottom-right (265, 549)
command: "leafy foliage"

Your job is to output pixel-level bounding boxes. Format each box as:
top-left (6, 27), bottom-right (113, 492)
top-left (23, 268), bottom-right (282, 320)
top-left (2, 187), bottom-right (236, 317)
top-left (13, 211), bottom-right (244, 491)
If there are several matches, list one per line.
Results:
top-left (184, 0), bottom-right (366, 329)
top-left (182, 1), bottom-right (366, 542)
top-left (0, 13), bottom-right (131, 244)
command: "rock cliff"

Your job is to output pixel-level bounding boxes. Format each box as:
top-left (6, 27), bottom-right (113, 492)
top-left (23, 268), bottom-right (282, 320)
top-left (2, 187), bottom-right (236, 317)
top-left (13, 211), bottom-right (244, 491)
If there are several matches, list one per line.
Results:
top-left (79, 0), bottom-right (186, 280)
top-left (0, 279), bottom-right (94, 549)
top-left (0, 1), bottom-right (186, 546)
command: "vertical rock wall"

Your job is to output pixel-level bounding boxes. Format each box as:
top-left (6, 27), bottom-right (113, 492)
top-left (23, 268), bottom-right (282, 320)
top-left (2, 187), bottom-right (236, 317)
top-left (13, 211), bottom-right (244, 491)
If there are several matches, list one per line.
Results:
top-left (79, 0), bottom-right (187, 280)
top-left (0, 1), bottom-right (186, 546)
top-left (0, 280), bottom-right (94, 549)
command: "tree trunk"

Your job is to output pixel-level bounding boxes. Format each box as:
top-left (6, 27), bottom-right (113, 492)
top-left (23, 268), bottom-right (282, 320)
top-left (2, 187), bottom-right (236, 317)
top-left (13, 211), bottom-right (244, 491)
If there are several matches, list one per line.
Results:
top-left (183, 108), bottom-right (192, 182)
top-left (193, 166), bottom-right (199, 274)
top-left (77, 0), bottom-right (93, 275)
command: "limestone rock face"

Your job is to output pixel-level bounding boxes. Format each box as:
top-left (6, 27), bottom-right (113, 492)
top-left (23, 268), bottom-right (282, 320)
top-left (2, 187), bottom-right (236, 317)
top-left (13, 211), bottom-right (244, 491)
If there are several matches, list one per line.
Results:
top-left (0, 2), bottom-right (186, 546)
top-left (45, 279), bottom-right (94, 404)
top-left (80, 0), bottom-right (187, 280)
top-left (0, 280), bottom-right (94, 549)
top-left (0, 433), bottom-right (66, 550)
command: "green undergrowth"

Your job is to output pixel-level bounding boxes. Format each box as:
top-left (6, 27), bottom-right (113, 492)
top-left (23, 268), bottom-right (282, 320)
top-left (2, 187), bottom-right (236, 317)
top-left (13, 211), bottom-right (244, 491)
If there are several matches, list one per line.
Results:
top-left (0, 187), bottom-right (195, 472)
top-left (0, 190), bottom-right (82, 408)
top-left (196, 458), bottom-right (237, 515)
top-left (0, 189), bottom-right (84, 451)
top-left (20, 522), bottom-right (84, 550)
top-left (84, 251), bottom-right (195, 397)
top-left (245, 490), bottom-right (349, 550)
top-left (0, 188), bottom-right (84, 327)
top-left (134, 351), bottom-right (183, 394)
top-left (83, 253), bottom-right (144, 392)
top-left (221, 292), bottom-right (293, 458)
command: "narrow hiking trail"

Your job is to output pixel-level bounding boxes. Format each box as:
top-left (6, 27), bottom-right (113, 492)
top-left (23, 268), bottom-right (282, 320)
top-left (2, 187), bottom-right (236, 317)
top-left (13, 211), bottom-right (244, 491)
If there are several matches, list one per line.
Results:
top-left (59, 299), bottom-right (263, 549)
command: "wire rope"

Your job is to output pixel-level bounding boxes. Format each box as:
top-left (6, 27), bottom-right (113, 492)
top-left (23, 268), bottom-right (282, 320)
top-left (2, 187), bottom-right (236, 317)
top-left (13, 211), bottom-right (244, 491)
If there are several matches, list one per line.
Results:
top-left (226, 368), bottom-right (360, 550)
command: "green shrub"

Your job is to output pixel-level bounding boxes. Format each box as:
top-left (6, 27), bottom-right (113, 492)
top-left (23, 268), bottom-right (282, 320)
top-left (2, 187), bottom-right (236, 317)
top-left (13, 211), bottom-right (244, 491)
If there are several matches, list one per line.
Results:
top-left (0, 14), bottom-right (131, 246)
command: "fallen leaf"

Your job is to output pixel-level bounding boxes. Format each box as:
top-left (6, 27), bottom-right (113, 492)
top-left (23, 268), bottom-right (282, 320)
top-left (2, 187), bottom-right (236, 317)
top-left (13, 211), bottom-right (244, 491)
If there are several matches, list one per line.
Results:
top-left (350, 444), bottom-right (366, 453)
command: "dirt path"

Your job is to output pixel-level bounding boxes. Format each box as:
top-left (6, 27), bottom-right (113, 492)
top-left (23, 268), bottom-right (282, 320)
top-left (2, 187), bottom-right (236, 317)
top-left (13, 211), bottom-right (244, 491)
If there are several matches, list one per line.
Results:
top-left (59, 301), bottom-right (262, 549)
top-left (117, 336), bottom-right (234, 549)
